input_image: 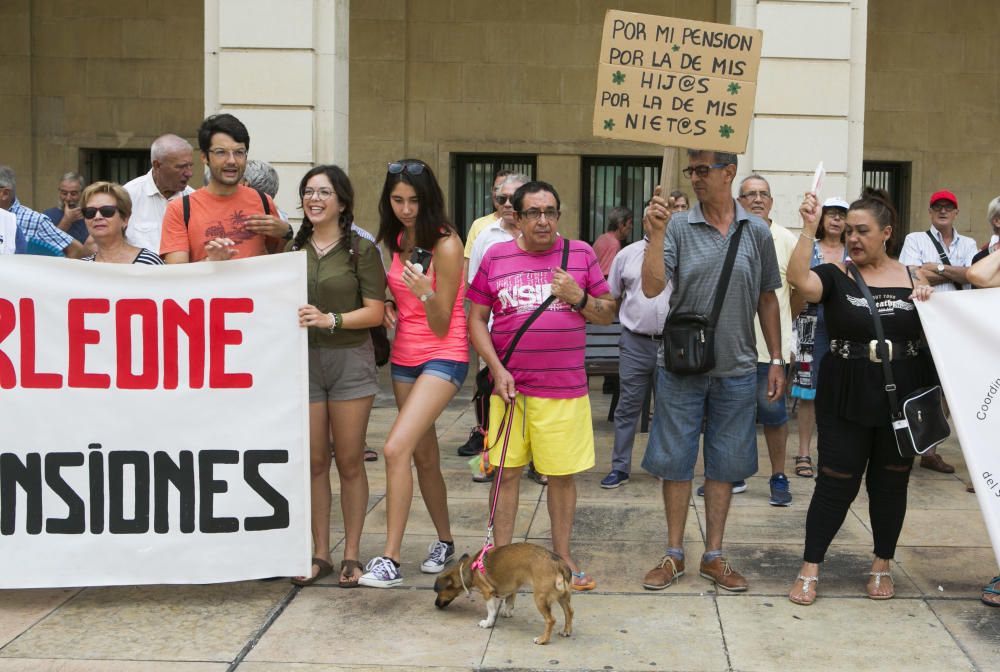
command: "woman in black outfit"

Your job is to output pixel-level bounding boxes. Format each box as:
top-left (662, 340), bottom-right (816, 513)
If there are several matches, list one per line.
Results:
top-left (786, 188), bottom-right (935, 605)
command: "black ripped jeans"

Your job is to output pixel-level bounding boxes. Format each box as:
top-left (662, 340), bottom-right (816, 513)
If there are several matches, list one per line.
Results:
top-left (803, 412), bottom-right (913, 564)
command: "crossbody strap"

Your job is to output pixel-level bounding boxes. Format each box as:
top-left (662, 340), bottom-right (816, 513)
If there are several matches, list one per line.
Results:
top-left (498, 237), bottom-right (571, 367)
top-left (707, 221), bottom-right (746, 326)
top-left (847, 264), bottom-right (901, 417)
top-left (925, 231), bottom-right (963, 290)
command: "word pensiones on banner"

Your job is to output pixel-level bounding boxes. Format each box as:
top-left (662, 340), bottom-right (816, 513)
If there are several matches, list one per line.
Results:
top-left (593, 11), bottom-right (762, 153)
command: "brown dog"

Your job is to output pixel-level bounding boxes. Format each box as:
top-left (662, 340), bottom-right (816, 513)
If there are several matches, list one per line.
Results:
top-left (433, 542), bottom-right (573, 645)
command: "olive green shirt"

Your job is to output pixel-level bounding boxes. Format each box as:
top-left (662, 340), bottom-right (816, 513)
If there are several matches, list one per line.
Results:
top-left (287, 233), bottom-right (386, 349)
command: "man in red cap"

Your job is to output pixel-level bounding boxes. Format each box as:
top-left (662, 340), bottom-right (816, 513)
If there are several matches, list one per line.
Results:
top-left (897, 189), bottom-right (978, 473)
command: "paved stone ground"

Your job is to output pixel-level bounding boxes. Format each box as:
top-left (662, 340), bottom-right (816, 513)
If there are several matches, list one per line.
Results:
top-left (2, 377), bottom-right (998, 671)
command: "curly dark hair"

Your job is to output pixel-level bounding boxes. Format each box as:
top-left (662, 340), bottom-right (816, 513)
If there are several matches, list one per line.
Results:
top-left (290, 165), bottom-right (354, 252)
top-left (849, 187), bottom-right (898, 255)
top-left (376, 159), bottom-right (452, 254)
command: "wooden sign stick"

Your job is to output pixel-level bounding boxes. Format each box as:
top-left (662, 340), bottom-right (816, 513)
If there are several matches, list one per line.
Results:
top-left (659, 147), bottom-right (677, 200)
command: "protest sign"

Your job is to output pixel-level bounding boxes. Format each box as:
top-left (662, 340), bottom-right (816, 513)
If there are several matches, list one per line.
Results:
top-left (0, 254), bottom-right (311, 587)
top-left (917, 289), bottom-right (1000, 567)
top-left (593, 10), bottom-right (762, 154)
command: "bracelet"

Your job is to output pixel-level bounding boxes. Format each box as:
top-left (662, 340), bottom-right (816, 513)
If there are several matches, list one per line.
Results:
top-left (384, 299), bottom-right (397, 308)
top-left (327, 312), bottom-right (342, 333)
top-left (799, 232), bottom-right (817, 242)
top-left (571, 293), bottom-right (589, 312)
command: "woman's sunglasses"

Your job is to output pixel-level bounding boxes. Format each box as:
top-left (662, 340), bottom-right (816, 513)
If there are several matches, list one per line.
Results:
top-left (387, 162), bottom-right (425, 176)
top-left (82, 205), bottom-right (120, 219)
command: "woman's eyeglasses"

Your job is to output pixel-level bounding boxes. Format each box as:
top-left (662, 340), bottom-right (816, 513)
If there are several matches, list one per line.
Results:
top-left (388, 162), bottom-right (425, 176)
top-left (303, 188), bottom-right (335, 201)
top-left (82, 205), bottom-right (120, 219)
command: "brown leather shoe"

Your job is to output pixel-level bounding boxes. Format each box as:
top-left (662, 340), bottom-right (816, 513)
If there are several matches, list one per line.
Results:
top-left (919, 453), bottom-right (955, 473)
top-left (642, 554), bottom-right (685, 590)
top-left (699, 556), bottom-right (748, 592)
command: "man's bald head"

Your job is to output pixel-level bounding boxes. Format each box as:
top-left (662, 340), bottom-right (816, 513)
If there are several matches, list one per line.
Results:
top-left (150, 134), bottom-right (194, 197)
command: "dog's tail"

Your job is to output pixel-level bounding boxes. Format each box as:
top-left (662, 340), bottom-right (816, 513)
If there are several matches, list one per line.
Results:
top-left (553, 560), bottom-right (572, 594)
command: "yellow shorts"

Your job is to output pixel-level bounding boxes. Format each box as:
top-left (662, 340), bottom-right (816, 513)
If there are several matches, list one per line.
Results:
top-left (486, 393), bottom-right (595, 476)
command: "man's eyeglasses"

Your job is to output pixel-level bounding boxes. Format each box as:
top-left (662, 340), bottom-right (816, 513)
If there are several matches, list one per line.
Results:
top-left (739, 190), bottom-right (771, 200)
top-left (388, 162), bottom-right (425, 176)
top-left (82, 205), bottom-right (120, 219)
top-left (931, 203), bottom-right (956, 213)
top-left (495, 194), bottom-right (515, 205)
top-left (824, 210), bottom-right (847, 221)
top-left (519, 208), bottom-right (560, 221)
top-left (682, 163), bottom-right (728, 179)
top-left (208, 148), bottom-right (247, 160)
top-left (303, 188), bottom-right (335, 201)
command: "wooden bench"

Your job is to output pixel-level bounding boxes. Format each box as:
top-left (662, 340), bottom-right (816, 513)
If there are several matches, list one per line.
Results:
top-left (584, 321), bottom-right (653, 432)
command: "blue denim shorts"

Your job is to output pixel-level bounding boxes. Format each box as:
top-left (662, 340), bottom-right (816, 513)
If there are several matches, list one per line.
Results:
top-left (642, 367), bottom-right (758, 482)
top-left (755, 362), bottom-right (789, 427)
top-left (391, 359), bottom-right (469, 389)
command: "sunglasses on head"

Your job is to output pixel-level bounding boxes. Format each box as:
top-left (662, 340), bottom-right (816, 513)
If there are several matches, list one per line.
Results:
top-left (82, 205), bottom-right (120, 219)
top-left (387, 162), bottom-right (425, 176)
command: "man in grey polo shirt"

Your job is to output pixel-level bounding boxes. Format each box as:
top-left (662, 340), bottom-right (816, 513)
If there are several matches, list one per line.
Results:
top-left (639, 149), bottom-right (783, 593)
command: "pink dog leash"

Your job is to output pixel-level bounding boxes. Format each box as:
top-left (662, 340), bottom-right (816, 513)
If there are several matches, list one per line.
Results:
top-left (480, 399), bottom-right (516, 563)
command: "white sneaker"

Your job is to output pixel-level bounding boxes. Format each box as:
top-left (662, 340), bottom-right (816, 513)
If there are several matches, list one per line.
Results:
top-left (420, 540), bottom-right (455, 574)
top-left (358, 556), bottom-right (402, 588)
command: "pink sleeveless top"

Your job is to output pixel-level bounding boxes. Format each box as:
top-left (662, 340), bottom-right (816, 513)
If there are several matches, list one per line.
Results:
top-left (388, 250), bottom-right (468, 366)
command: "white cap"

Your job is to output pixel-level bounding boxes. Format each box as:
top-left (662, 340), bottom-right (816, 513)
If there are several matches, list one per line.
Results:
top-left (822, 197), bottom-right (849, 210)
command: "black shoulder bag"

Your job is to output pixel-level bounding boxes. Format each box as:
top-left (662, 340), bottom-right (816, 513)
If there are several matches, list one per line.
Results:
top-left (847, 264), bottom-right (950, 458)
top-left (473, 238), bottom-right (571, 430)
top-left (925, 231), bottom-right (963, 291)
top-left (662, 221), bottom-right (745, 375)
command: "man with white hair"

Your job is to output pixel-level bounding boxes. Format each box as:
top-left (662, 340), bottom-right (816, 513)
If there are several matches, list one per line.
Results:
top-left (42, 172), bottom-right (89, 243)
top-left (123, 134), bottom-right (195, 253)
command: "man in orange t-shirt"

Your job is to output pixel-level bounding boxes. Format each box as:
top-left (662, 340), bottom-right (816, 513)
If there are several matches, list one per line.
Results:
top-left (161, 113), bottom-right (291, 263)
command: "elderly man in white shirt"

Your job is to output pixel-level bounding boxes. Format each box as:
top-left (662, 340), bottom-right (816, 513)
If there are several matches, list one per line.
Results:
top-left (466, 173), bottom-right (529, 283)
top-left (600, 207), bottom-right (671, 489)
top-left (123, 134), bottom-right (195, 253)
top-left (898, 190), bottom-right (978, 292)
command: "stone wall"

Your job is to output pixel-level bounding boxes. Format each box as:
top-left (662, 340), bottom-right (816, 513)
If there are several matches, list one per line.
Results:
top-left (0, 0), bottom-right (204, 208)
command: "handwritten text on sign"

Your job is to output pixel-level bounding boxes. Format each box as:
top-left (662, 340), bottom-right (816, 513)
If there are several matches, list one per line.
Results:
top-left (593, 11), bottom-right (762, 152)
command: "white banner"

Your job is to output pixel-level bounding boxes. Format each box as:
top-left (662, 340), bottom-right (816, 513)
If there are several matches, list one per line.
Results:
top-left (917, 288), bottom-right (1000, 566)
top-left (0, 254), bottom-right (310, 587)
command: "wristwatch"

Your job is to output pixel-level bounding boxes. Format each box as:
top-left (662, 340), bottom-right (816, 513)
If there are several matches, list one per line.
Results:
top-left (936, 263), bottom-right (946, 275)
top-left (571, 294), bottom-right (589, 312)
top-left (770, 358), bottom-right (785, 367)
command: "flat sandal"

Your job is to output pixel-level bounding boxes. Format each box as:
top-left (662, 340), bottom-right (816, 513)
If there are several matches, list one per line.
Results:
top-left (788, 574), bottom-right (818, 606)
top-left (867, 571), bottom-right (894, 600)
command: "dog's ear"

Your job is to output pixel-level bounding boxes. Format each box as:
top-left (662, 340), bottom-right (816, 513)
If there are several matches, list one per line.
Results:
top-left (459, 553), bottom-right (471, 562)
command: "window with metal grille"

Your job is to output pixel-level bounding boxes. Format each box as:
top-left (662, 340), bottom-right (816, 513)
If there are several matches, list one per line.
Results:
top-left (80, 149), bottom-right (151, 186)
top-left (862, 160), bottom-right (911, 239)
top-left (452, 154), bottom-right (537, 238)
top-left (581, 156), bottom-right (661, 244)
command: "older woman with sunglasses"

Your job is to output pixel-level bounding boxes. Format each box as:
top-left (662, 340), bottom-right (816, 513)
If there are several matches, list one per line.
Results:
top-left (79, 181), bottom-right (162, 265)
top-left (358, 159), bottom-right (467, 589)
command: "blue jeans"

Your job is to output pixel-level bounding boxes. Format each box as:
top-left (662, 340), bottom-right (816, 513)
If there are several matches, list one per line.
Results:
top-left (642, 367), bottom-right (758, 482)
top-left (390, 359), bottom-right (469, 389)
top-left (755, 362), bottom-right (789, 427)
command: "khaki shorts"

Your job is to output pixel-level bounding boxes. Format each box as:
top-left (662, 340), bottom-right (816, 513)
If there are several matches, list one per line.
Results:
top-left (308, 340), bottom-right (378, 403)
top-left (486, 393), bottom-right (595, 477)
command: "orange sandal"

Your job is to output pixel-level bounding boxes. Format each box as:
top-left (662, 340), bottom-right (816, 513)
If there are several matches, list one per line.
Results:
top-left (571, 571), bottom-right (596, 591)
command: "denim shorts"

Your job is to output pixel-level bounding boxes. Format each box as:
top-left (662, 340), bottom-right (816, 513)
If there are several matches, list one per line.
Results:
top-left (755, 362), bottom-right (789, 427)
top-left (391, 358), bottom-right (469, 389)
top-left (642, 367), bottom-right (758, 482)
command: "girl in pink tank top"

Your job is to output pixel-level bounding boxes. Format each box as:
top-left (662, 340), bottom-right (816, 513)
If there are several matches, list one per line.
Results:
top-left (358, 159), bottom-right (467, 589)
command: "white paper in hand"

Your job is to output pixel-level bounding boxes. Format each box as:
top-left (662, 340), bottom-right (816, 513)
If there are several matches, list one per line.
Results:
top-left (811, 161), bottom-right (825, 196)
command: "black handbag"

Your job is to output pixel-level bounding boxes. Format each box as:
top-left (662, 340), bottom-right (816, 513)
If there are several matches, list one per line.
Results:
top-left (473, 238), bottom-right (571, 430)
top-left (662, 221), bottom-right (745, 375)
top-left (848, 265), bottom-right (951, 458)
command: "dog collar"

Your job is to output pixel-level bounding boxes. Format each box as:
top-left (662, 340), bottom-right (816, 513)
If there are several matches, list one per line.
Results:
top-left (458, 559), bottom-right (473, 598)
top-left (471, 543), bottom-right (493, 575)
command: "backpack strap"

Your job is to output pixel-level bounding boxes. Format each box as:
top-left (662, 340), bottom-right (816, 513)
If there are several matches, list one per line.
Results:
top-left (256, 188), bottom-right (271, 215)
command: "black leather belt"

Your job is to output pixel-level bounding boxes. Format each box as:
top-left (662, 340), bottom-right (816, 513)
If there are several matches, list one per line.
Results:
top-left (829, 339), bottom-right (923, 363)
top-left (626, 328), bottom-right (663, 341)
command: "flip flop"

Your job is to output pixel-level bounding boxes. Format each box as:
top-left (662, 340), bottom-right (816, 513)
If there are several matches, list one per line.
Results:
top-left (364, 449), bottom-right (378, 462)
top-left (291, 558), bottom-right (333, 587)
top-left (981, 576), bottom-right (1000, 607)
top-left (571, 571), bottom-right (596, 591)
top-left (788, 574), bottom-right (818, 606)
top-left (867, 571), bottom-right (894, 600)
top-left (339, 559), bottom-right (364, 588)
